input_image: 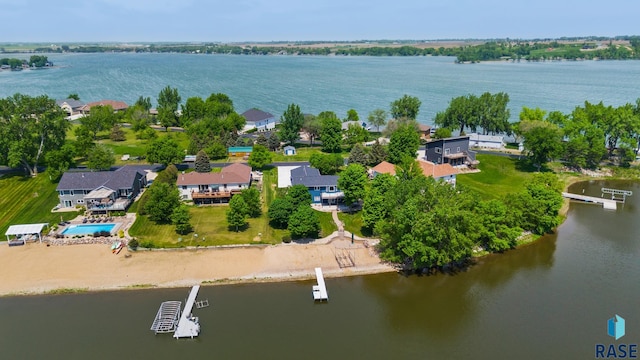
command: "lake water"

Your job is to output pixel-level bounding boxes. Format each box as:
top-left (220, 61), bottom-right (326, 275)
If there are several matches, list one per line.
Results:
top-left (0, 180), bottom-right (637, 359)
top-left (2, 53), bottom-right (640, 123)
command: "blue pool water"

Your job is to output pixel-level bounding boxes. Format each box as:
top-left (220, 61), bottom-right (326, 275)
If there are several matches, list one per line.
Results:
top-left (61, 224), bottom-right (116, 236)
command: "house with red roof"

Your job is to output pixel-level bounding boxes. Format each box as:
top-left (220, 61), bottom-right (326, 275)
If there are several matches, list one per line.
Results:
top-left (177, 163), bottom-right (252, 204)
top-left (80, 100), bottom-right (129, 114)
top-left (370, 160), bottom-right (458, 185)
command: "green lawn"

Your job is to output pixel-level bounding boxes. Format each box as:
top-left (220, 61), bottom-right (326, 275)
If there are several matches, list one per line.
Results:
top-left (271, 146), bottom-right (349, 162)
top-left (457, 154), bottom-right (535, 199)
top-left (338, 212), bottom-right (366, 237)
top-left (0, 173), bottom-right (79, 235)
top-left (129, 206), bottom-right (286, 247)
top-left (317, 211), bottom-right (338, 237)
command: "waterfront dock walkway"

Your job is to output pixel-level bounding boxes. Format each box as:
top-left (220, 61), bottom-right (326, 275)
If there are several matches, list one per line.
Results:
top-left (173, 285), bottom-right (201, 339)
top-left (312, 267), bottom-right (328, 301)
top-left (562, 192), bottom-right (617, 210)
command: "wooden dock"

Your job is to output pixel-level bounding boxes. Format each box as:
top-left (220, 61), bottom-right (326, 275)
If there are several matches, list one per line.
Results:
top-left (312, 267), bottom-right (329, 301)
top-left (173, 285), bottom-right (201, 339)
top-left (562, 192), bottom-right (617, 210)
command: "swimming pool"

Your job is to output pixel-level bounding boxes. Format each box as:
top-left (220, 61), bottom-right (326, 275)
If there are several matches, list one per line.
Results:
top-left (61, 224), bottom-right (117, 236)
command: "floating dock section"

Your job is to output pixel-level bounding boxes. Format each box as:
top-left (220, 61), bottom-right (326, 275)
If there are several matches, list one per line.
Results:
top-left (312, 267), bottom-right (328, 301)
top-left (173, 285), bottom-right (201, 339)
top-left (562, 192), bottom-right (617, 210)
top-left (150, 301), bottom-right (181, 334)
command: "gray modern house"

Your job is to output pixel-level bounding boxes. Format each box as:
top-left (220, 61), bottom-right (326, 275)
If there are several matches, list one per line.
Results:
top-left (56, 166), bottom-right (147, 213)
top-left (241, 108), bottom-right (277, 132)
top-left (423, 136), bottom-right (478, 167)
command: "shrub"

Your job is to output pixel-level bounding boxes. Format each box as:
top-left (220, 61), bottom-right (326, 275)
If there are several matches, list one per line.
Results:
top-left (282, 234), bottom-right (291, 243)
top-left (128, 238), bottom-right (139, 250)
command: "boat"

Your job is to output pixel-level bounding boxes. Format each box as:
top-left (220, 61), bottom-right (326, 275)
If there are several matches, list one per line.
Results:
top-left (115, 241), bottom-right (124, 254)
top-left (111, 241), bottom-right (124, 254)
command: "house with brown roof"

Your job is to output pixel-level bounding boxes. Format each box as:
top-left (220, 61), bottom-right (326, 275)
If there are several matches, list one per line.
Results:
top-left (177, 163), bottom-right (252, 204)
top-left (80, 100), bottom-right (129, 114)
top-left (370, 160), bottom-right (458, 185)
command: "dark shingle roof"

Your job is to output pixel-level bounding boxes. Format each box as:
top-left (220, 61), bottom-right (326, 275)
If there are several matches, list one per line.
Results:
top-left (57, 166), bottom-right (145, 191)
top-left (56, 98), bottom-right (85, 109)
top-left (241, 108), bottom-right (274, 123)
top-left (290, 166), bottom-right (338, 187)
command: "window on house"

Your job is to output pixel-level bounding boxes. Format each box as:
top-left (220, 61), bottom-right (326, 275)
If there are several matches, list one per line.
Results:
top-left (314, 196), bottom-right (321, 202)
top-left (435, 148), bottom-right (442, 154)
top-left (328, 186), bottom-right (335, 192)
top-left (445, 148), bottom-right (450, 155)
top-left (182, 186), bottom-right (187, 190)
top-left (77, 199), bottom-right (84, 204)
top-left (456, 147), bottom-right (461, 152)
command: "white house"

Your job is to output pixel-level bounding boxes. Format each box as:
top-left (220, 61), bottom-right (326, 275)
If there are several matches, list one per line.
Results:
top-left (177, 163), bottom-right (252, 204)
top-left (468, 133), bottom-right (505, 149)
top-left (241, 108), bottom-right (276, 132)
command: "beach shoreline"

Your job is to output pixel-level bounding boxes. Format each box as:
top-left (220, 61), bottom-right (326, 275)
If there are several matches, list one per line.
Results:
top-left (0, 240), bottom-right (396, 297)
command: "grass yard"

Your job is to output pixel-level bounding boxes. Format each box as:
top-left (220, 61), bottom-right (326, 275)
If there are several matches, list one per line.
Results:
top-left (128, 206), bottom-right (286, 247)
top-left (0, 173), bottom-right (79, 235)
top-left (317, 211), bottom-right (338, 237)
top-left (271, 146), bottom-right (349, 162)
top-left (456, 154), bottom-right (536, 200)
top-left (337, 212), bottom-right (367, 238)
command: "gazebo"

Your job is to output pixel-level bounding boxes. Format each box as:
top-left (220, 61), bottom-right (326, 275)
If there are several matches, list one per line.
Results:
top-left (4, 223), bottom-right (49, 246)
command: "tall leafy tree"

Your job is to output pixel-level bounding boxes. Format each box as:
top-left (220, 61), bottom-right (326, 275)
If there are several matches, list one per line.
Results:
top-left (157, 86), bottom-right (181, 130)
top-left (319, 111), bottom-right (342, 153)
top-left (279, 103), bottom-right (304, 145)
top-left (247, 144), bottom-right (272, 170)
top-left (390, 94), bottom-right (421, 120)
top-left (80, 105), bottom-right (116, 139)
top-left (302, 114), bottom-right (321, 146)
top-left (135, 96), bottom-right (152, 111)
top-left (388, 122), bottom-right (420, 164)
top-left (309, 153), bottom-right (343, 175)
top-left (146, 136), bottom-right (183, 166)
top-left (338, 163), bottom-right (368, 205)
top-left (519, 121), bottom-right (564, 171)
top-left (194, 150), bottom-right (211, 173)
top-left (346, 108), bottom-right (359, 122)
top-left (368, 140), bottom-right (388, 165)
top-left (267, 132), bottom-right (280, 151)
top-left (344, 123), bottom-right (369, 146)
top-left (45, 144), bottom-right (76, 182)
top-left (241, 187), bottom-right (262, 218)
top-left (477, 92), bottom-right (510, 135)
top-left (144, 182), bottom-right (181, 224)
top-left (87, 144), bottom-right (115, 170)
top-left (181, 96), bottom-right (206, 126)
top-left (171, 204), bottom-right (192, 235)
top-left (434, 94), bottom-right (476, 134)
top-left (367, 108), bottom-right (387, 132)
top-left (268, 198), bottom-right (294, 229)
top-left (286, 184), bottom-right (312, 209)
top-left (348, 143), bottom-right (369, 166)
top-left (0, 94), bottom-right (69, 176)
top-left (288, 206), bottom-right (320, 239)
top-left (227, 195), bottom-right (248, 232)
top-left (362, 173), bottom-right (396, 232)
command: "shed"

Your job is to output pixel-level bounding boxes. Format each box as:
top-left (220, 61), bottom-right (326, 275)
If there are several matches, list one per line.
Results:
top-left (283, 146), bottom-right (296, 156)
top-left (228, 146), bottom-right (253, 157)
top-left (5, 223), bottom-right (49, 245)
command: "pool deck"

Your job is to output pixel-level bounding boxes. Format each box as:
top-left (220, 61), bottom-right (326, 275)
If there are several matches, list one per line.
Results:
top-left (48, 213), bottom-right (137, 246)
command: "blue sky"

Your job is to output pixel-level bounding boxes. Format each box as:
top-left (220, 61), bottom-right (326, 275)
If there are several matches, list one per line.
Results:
top-left (2, 0), bottom-right (639, 42)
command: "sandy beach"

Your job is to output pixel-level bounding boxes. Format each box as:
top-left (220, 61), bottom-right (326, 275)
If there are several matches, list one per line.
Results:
top-left (0, 239), bottom-right (395, 296)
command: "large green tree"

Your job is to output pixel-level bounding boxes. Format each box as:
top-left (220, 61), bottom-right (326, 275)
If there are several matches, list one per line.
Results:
top-left (388, 122), bottom-right (420, 164)
top-left (87, 144), bottom-right (115, 170)
top-left (157, 86), bottom-right (181, 130)
top-left (247, 144), bottom-right (272, 170)
top-left (362, 173), bottom-right (396, 232)
top-left (227, 195), bottom-right (248, 232)
top-left (288, 206), bottom-right (320, 239)
top-left (309, 153), bottom-right (343, 175)
top-left (347, 143), bottom-right (369, 166)
top-left (194, 150), bottom-right (211, 173)
top-left (302, 114), bottom-right (321, 146)
top-left (144, 182), bottom-right (181, 224)
top-left (337, 163), bottom-right (368, 206)
top-left (80, 105), bottom-right (117, 139)
top-left (171, 204), bottom-right (193, 235)
top-left (241, 187), bottom-right (262, 218)
top-left (319, 111), bottom-right (343, 153)
top-left (390, 94), bottom-right (421, 120)
top-left (367, 108), bottom-right (387, 132)
top-left (279, 103), bottom-right (304, 145)
top-left (146, 136), bottom-right (183, 166)
top-left (45, 143), bottom-right (76, 182)
top-left (268, 198), bottom-right (294, 229)
top-left (286, 184), bottom-right (312, 209)
top-left (0, 94), bottom-right (69, 176)
top-left (519, 121), bottom-right (564, 171)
